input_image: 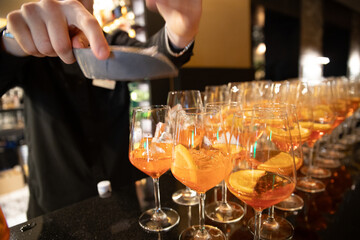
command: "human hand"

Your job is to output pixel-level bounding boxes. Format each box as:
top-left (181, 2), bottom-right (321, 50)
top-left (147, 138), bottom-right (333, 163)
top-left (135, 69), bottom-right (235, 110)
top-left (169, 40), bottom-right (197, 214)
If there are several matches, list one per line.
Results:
top-left (153, 0), bottom-right (202, 48)
top-left (5, 0), bottom-right (109, 64)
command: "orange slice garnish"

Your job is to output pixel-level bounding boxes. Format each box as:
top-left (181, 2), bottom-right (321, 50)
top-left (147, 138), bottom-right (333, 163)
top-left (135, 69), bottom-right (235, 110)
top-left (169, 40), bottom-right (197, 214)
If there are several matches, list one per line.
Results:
top-left (213, 143), bottom-right (242, 155)
top-left (173, 144), bottom-right (197, 182)
top-left (313, 123), bottom-right (332, 132)
top-left (228, 169), bottom-right (266, 194)
top-left (258, 152), bottom-right (298, 175)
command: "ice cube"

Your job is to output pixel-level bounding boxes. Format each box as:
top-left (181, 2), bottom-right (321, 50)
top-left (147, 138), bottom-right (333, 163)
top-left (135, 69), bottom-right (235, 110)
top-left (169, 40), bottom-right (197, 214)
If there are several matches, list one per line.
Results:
top-left (153, 122), bottom-right (165, 139)
top-left (152, 122), bottom-right (173, 143)
top-left (150, 143), bottom-right (166, 154)
top-left (169, 104), bottom-right (183, 121)
top-left (203, 136), bottom-right (212, 147)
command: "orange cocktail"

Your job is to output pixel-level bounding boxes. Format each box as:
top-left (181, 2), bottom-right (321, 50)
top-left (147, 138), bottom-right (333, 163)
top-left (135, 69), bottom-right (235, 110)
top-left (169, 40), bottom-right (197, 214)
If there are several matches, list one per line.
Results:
top-left (172, 107), bottom-right (227, 239)
top-left (267, 125), bottom-right (310, 151)
top-left (331, 98), bottom-right (349, 130)
top-left (129, 105), bottom-right (179, 232)
top-left (129, 138), bottom-right (172, 179)
top-left (348, 96), bottom-right (360, 116)
top-left (172, 145), bottom-right (228, 193)
top-left (306, 122), bottom-right (332, 147)
top-left (227, 169), bottom-right (295, 212)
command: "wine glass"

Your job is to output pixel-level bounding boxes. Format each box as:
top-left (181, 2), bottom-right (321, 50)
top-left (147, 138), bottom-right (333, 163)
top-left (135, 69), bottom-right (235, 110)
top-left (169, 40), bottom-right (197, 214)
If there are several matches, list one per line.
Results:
top-left (247, 103), bottom-right (300, 239)
top-left (203, 84), bottom-right (229, 105)
top-left (241, 81), bottom-right (272, 108)
top-left (267, 81), bottom-right (305, 211)
top-left (317, 77), bottom-right (350, 168)
top-left (299, 79), bottom-right (334, 179)
top-left (167, 90), bottom-right (202, 206)
top-left (172, 107), bottom-right (227, 240)
top-left (204, 102), bottom-right (245, 223)
top-left (286, 79), bottom-right (328, 193)
top-left (226, 108), bottom-right (297, 240)
top-left (341, 76), bottom-right (360, 145)
top-left (275, 105), bottom-right (305, 214)
top-left (129, 105), bottom-right (179, 231)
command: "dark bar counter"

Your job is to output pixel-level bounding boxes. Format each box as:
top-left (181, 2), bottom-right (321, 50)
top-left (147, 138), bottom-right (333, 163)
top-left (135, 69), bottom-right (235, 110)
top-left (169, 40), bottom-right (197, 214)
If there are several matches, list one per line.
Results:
top-left (9, 143), bottom-right (360, 240)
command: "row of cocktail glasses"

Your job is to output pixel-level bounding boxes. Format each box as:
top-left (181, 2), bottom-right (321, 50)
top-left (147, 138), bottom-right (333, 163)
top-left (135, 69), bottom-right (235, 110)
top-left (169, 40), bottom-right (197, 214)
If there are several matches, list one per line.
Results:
top-left (128, 76), bottom-right (360, 240)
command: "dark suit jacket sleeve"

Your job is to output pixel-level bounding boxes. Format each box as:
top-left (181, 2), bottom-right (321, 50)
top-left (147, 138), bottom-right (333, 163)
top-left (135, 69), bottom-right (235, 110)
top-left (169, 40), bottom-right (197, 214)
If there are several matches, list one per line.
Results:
top-left (107, 27), bottom-right (194, 69)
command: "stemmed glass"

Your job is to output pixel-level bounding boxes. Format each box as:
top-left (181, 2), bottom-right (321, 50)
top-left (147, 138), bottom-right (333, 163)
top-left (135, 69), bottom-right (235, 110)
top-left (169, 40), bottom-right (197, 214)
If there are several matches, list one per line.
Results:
top-left (268, 81), bottom-right (305, 211)
top-left (241, 81), bottom-right (272, 108)
top-left (167, 90), bottom-right (202, 206)
top-left (172, 107), bottom-right (227, 240)
top-left (203, 84), bottom-right (229, 105)
top-left (341, 76), bottom-right (360, 145)
top-left (227, 108), bottom-right (297, 240)
top-left (204, 102), bottom-right (245, 223)
top-left (317, 77), bottom-right (350, 167)
top-left (299, 79), bottom-right (334, 179)
top-left (294, 80), bottom-right (329, 192)
top-left (247, 103), bottom-right (300, 240)
top-left (129, 105), bottom-right (179, 231)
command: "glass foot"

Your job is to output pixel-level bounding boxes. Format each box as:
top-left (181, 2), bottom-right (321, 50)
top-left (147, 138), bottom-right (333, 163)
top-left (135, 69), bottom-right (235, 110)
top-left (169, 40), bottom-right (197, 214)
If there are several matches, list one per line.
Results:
top-left (205, 201), bottom-right (245, 223)
top-left (296, 177), bottom-right (325, 193)
top-left (139, 207), bottom-right (179, 232)
top-left (316, 157), bottom-right (341, 169)
top-left (300, 166), bottom-right (332, 179)
top-left (320, 149), bottom-right (346, 159)
top-left (248, 214), bottom-right (294, 240)
top-left (179, 225), bottom-right (226, 240)
top-left (172, 188), bottom-right (199, 206)
top-left (340, 135), bottom-right (357, 146)
top-left (274, 193), bottom-right (304, 211)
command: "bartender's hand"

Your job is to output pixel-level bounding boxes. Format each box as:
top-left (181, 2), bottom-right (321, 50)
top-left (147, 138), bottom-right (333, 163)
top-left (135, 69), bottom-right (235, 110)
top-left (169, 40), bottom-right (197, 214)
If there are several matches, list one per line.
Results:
top-left (3, 0), bottom-right (110, 64)
top-left (149, 0), bottom-right (202, 48)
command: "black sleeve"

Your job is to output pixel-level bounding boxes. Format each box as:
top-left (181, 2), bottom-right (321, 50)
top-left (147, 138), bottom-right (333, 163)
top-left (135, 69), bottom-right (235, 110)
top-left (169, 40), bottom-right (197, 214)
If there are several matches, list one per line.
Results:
top-left (106, 27), bottom-right (194, 69)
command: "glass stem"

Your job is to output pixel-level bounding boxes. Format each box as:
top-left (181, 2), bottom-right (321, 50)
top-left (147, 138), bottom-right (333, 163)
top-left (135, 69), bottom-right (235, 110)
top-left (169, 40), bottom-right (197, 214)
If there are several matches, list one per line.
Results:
top-left (268, 205), bottom-right (275, 219)
top-left (153, 178), bottom-right (161, 212)
top-left (314, 141), bottom-right (320, 166)
top-left (254, 210), bottom-right (262, 240)
top-left (221, 180), bottom-right (228, 204)
top-left (307, 146), bottom-right (314, 179)
top-left (152, 177), bottom-right (165, 221)
top-left (195, 193), bottom-right (211, 239)
top-left (199, 193), bottom-right (206, 235)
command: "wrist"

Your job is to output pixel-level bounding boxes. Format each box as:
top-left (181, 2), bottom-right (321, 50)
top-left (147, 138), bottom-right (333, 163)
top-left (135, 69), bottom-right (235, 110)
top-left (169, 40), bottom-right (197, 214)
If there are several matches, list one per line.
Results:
top-left (165, 25), bottom-right (194, 57)
top-left (165, 24), bottom-right (195, 49)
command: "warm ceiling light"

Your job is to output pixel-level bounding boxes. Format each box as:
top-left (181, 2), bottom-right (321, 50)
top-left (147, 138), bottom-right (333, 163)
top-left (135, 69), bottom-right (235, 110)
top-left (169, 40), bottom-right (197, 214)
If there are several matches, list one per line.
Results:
top-left (317, 57), bottom-right (330, 65)
top-left (255, 43), bottom-right (266, 55)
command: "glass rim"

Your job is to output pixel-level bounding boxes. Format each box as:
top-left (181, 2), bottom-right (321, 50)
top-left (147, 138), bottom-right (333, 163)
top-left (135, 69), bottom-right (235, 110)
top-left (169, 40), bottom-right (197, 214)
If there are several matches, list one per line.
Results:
top-left (205, 101), bottom-right (239, 107)
top-left (167, 90), bottom-right (201, 95)
top-left (233, 108), bottom-right (288, 119)
top-left (252, 103), bottom-right (296, 112)
top-left (132, 104), bottom-right (170, 113)
top-left (176, 107), bottom-right (219, 115)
